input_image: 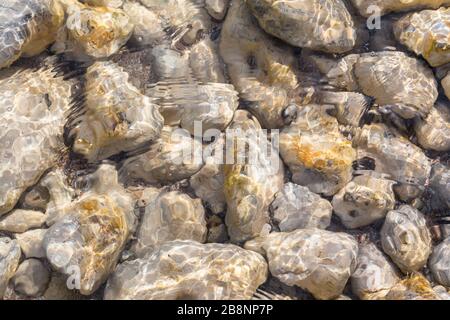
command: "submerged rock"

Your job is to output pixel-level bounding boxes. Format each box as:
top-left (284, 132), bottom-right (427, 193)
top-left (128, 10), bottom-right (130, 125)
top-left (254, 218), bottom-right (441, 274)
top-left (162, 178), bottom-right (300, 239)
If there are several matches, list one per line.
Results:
top-left (381, 205), bottom-right (432, 273)
top-left (349, 0), bottom-right (450, 17)
top-left (224, 110), bottom-right (284, 243)
top-left (0, 237), bottom-right (21, 299)
top-left (66, 61), bottom-right (163, 162)
top-left (83, 0), bottom-right (124, 7)
top-left (317, 91), bottom-right (371, 127)
top-left (280, 105), bottom-right (355, 196)
top-left (332, 174), bottom-right (396, 229)
top-left (190, 135), bottom-right (227, 214)
top-left (39, 169), bottom-right (75, 226)
top-left (12, 259), bottom-right (50, 298)
top-left (43, 165), bottom-right (135, 295)
top-left (385, 273), bottom-right (441, 300)
top-left (205, 0), bottom-right (229, 20)
top-left (53, 1), bottom-right (133, 60)
top-left (245, 229), bottom-right (358, 300)
top-left (394, 7), bottom-right (450, 67)
top-left (429, 237), bottom-right (450, 287)
top-left (104, 240), bottom-right (268, 299)
top-left (15, 229), bottom-right (47, 259)
top-left (138, 0), bottom-right (212, 47)
top-left (429, 163), bottom-right (450, 210)
top-left (351, 243), bottom-right (400, 300)
top-left (120, 126), bottom-right (203, 185)
top-left (312, 51), bottom-right (438, 119)
top-left (0, 0), bottom-right (64, 69)
top-left (0, 209), bottom-right (46, 233)
top-left (147, 44), bottom-right (238, 136)
top-left (132, 190), bottom-right (207, 257)
top-left (443, 73), bottom-right (450, 99)
top-left (354, 123), bottom-right (431, 202)
top-left (246, 0), bottom-right (356, 53)
top-left (270, 183), bottom-right (333, 231)
top-left (414, 102), bottom-right (450, 152)
top-left (0, 61), bottom-right (75, 216)
top-left (220, 0), bottom-right (299, 128)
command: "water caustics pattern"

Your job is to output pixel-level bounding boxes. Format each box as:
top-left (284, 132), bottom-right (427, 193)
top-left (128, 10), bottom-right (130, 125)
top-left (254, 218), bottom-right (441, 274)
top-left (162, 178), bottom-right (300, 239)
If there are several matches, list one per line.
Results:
top-left (0, 0), bottom-right (450, 301)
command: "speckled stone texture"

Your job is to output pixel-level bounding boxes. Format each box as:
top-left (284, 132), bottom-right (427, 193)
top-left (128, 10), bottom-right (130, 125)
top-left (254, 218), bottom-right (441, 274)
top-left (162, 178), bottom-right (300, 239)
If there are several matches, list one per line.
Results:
top-left (381, 205), bottom-right (432, 273)
top-left (223, 110), bottom-right (284, 243)
top-left (246, 0), bottom-right (356, 53)
top-left (66, 61), bottom-right (163, 162)
top-left (0, 0), bottom-right (64, 69)
top-left (0, 237), bottom-right (21, 298)
top-left (429, 237), bottom-right (450, 287)
top-left (0, 61), bottom-right (75, 216)
top-left (280, 105), bottom-right (355, 196)
top-left (132, 189), bottom-right (207, 257)
top-left (351, 243), bottom-right (399, 300)
top-left (394, 7), bottom-right (450, 67)
top-left (43, 165), bottom-right (136, 295)
top-left (332, 174), bottom-right (395, 229)
top-left (220, 0), bottom-right (299, 129)
top-left (350, 0), bottom-right (450, 17)
top-left (245, 229), bottom-right (358, 300)
top-left (270, 182), bottom-right (333, 231)
top-left (354, 123), bottom-right (432, 202)
top-left (104, 240), bottom-right (268, 300)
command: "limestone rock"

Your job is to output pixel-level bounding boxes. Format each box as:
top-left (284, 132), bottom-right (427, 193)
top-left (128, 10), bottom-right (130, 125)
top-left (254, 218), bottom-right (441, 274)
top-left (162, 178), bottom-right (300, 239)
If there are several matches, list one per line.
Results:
top-left (43, 165), bottom-right (135, 295)
top-left (66, 61), bottom-right (163, 162)
top-left (414, 102), bottom-right (450, 152)
top-left (429, 237), bottom-right (450, 287)
top-left (0, 209), bottom-right (46, 233)
top-left (133, 190), bottom-right (207, 257)
top-left (147, 44), bottom-right (238, 136)
top-left (434, 285), bottom-right (450, 300)
top-left (0, 237), bottom-right (21, 298)
top-left (0, 61), bottom-right (76, 216)
top-left (381, 205), bottom-right (432, 273)
top-left (12, 259), bottom-right (50, 298)
top-left (385, 273), bottom-right (441, 300)
top-left (354, 123), bottom-right (432, 202)
top-left (83, 0), bottom-right (124, 7)
top-left (351, 243), bottom-right (400, 300)
top-left (312, 51), bottom-right (438, 119)
top-left (15, 229), bottom-right (47, 258)
top-left (350, 0), bottom-right (450, 17)
top-left (270, 183), bottom-right (333, 232)
top-left (219, 0), bottom-right (299, 128)
top-left (429, 163), bottom-right (450, 210)
top-left (246, 0), bottom-right (356, 53)
top-left (332, 174), bottom-right (396, 229)
top-left (190, 160), bottom-right (226, 214)
top-left (54, 2), bottom-right (133, 60)
top-left (224, 110), bottom-right (284, 243)
top-left (205, 0), bottom-right (229, 20)
top-left (317, 91), bottom-right (371, 127)
top-left (138, 0), bottom-right (212, 46)
top-left (122, 1), bottom-right (167, 47)
top-left (190, 135), bottom-right (226, 214)
top-left (104, 240), bottom-right (268, 299)
top-left (39, 169), bottom-right (75, 226)
top-left (394, 7), bottom-right (450, 67)
top-left (120, 126), bottom-right (203, 185)
top-left (245, 229), bottom-right (358, 300)
top-left (280, 105), bottom-right (355, 196)
top-left (0, 0), bottom-right (64, 69)
top-left (443, 73), bottom-right (450, 99)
